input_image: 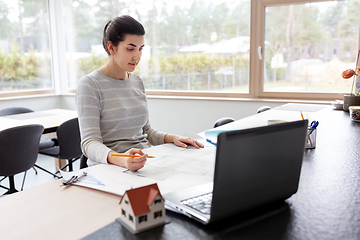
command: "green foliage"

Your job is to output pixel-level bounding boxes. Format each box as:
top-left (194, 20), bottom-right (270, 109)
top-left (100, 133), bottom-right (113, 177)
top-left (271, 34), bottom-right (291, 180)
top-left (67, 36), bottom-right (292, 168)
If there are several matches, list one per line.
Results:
top-left (0, 44), bottom-right (51, 90)
top-left (150, 53), bottom-right (249, 74)
top-left (76, 53), bottom-right (107, 79)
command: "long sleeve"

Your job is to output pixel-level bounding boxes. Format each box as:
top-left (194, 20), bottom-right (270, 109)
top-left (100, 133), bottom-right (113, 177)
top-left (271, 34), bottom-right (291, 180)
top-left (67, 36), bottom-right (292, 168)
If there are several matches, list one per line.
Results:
top-left (76, 75), bottom-right (111, 165)
top-left (144, 120), bottom-right (166, 146)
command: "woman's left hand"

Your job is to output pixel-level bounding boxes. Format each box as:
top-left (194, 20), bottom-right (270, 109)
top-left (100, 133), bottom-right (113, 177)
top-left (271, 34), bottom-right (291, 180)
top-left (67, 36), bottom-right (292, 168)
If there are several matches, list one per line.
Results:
top-left (165, 134), bottom-right (204, 149)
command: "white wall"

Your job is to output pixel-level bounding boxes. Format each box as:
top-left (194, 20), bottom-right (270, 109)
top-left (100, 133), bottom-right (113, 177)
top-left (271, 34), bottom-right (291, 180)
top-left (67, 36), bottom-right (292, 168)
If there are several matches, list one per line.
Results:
top-left (146, 97), bottom-right (282, 136)
top-left (0, 95), bottom-right (283, 135)
top-left (0, 95), bottom-right (62, 111)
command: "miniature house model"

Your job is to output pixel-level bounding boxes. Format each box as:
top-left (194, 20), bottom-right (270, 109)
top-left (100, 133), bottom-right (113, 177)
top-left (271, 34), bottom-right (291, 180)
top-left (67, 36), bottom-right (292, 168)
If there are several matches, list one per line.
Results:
top-left (118, 183), bottom-right (166, 234)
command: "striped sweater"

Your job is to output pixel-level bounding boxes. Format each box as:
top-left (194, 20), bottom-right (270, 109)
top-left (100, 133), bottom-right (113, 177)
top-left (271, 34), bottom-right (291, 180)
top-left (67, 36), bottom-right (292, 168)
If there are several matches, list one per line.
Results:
top-left (75, 69), bottom-right (166, 166)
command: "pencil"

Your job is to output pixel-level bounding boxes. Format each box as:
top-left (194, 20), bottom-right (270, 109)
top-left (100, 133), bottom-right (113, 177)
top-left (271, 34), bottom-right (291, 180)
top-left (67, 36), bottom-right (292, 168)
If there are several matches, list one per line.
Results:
top-left (110, 154), bottom-right (154, 158)
top-left (300, 111), bottom-right (304, 120)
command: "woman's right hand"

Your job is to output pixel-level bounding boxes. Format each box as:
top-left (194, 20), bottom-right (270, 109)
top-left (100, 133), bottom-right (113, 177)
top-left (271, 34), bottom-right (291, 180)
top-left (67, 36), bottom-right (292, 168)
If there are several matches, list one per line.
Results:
top-left (107, 148), bottom-right (147, 171)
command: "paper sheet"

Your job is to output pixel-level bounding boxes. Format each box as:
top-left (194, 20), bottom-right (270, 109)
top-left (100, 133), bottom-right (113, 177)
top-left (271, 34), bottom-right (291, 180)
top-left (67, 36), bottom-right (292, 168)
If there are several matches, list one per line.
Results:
top-left (61, 144), bottom-right (216, 196)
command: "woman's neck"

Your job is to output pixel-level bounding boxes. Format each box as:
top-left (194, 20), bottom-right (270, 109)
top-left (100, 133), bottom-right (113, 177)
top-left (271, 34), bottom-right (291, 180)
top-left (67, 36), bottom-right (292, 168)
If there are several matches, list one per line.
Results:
top-left (99, 60), bottom-right (128, 80)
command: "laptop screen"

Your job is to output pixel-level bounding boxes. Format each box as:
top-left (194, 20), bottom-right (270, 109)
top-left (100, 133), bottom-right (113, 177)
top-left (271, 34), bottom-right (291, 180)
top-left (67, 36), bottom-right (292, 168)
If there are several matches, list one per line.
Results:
top-left (211, 120), bottom-right (308, 221)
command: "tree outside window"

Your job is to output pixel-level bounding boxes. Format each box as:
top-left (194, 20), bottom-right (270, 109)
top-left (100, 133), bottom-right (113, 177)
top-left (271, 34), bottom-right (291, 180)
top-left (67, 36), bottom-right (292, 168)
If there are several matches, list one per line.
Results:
top-left (0, 0), bottom-right (52, 92)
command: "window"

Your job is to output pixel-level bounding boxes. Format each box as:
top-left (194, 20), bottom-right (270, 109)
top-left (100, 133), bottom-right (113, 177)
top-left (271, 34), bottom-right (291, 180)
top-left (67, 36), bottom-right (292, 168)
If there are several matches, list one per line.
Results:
top-left (139, 215), bottom-right (147, 223)
top-left (0, 0), bottom-right (54, 96)
top-left (61, 0), bottom-right (107, 89)
top-left (121, 209), bottom-right (126, 216)
top-left (61, 0), bottom-right (251, 95)
top-left (128, 214), bottom-right (133, 222)
top-left (154, 210), bottom-right (162, 219)
top-left (154, 199), bottom-right (161, 204)
top-left (254, 0), bottom-right (360, 100)
top-left (125, 200), bottom-right (129, 204)
top-left (2, 0), bottom-right (359, 101)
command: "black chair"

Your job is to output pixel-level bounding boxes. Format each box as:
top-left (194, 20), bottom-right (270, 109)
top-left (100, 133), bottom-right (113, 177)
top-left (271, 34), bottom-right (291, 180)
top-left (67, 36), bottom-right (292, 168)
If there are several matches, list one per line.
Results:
top-left (213, 117), bottom-right (235, 128)
top-left (0, 107), bottom-right (34, 116)
top-left (36, 118), bottom-right (82, 177)
top-left (0, 107), bottom-right (57, 151)
top-left (257, 106), bottom-right (271, 113)
top-left (0, 107), bottom-right (41, 176)
top-left (80, 154), bottom-right (88, 169)
top-left (0, 124), bottom-right (44, 195)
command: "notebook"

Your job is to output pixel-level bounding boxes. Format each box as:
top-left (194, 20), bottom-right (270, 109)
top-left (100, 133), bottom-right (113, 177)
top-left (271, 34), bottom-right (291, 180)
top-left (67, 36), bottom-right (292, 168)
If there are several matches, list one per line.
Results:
top-left (163, 120), bottom-right (308, 224)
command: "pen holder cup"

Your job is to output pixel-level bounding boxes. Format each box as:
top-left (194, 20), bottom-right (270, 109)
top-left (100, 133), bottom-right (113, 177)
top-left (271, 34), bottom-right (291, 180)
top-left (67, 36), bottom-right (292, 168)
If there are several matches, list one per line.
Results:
top-left (305, 128), bottom-right (316, 149)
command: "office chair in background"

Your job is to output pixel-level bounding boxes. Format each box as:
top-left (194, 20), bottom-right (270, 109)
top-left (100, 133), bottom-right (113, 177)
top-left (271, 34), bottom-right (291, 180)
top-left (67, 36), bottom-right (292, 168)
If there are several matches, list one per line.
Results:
top-left (0, 124), bottom-right (44, 195)
top-left (213, 117), bottom-right (235, 128)
top-left (36, 118), bottom-right (82, 178)
top-left (257, 106), bottom-right (271, 114)
top-left (0, 107), bottom-right (41, 176)
top-left (0, 107), bottom-right (59, 150)
top-left (80, 154), bottom-right (88, 169)
top-left (0, 107), bottom-right (34, 116)
top-left (213, 106), bottom-right (271, 128)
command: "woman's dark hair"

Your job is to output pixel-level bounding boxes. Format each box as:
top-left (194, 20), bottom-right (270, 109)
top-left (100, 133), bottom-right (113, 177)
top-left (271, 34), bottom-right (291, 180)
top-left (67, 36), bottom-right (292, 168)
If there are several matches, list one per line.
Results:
top-left (102, 15), bottom-right (145, 55)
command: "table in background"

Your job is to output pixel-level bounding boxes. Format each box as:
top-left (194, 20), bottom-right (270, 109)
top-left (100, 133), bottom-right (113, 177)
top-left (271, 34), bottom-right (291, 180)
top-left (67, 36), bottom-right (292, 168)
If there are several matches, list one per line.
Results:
top-left (0, 108), bottom-right (77, 169)
top-left (0, 108), bottom-right (77, 134)
top-left (0, 105), bottom-right (359, 240)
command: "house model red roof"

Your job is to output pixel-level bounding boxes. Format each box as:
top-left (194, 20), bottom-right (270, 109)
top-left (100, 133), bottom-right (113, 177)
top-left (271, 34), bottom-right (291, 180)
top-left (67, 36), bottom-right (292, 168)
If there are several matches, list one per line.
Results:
top-left (119, 183), bottom-right (164, 216)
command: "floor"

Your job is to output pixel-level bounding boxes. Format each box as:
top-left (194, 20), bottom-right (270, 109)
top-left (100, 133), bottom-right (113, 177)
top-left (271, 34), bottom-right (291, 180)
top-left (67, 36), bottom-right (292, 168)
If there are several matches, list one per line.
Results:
top-left (0, 154), bottom-right (80, 196)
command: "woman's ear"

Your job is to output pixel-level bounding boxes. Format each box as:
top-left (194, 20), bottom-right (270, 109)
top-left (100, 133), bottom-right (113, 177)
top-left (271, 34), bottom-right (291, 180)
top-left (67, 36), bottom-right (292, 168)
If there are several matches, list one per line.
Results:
top-left (107, 41), bottom-right (115, 55)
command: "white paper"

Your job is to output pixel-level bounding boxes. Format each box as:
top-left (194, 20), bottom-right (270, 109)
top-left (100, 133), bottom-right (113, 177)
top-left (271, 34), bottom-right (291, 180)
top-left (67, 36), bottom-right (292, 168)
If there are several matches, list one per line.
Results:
top-left (60, 144), bottom-right (216, 196)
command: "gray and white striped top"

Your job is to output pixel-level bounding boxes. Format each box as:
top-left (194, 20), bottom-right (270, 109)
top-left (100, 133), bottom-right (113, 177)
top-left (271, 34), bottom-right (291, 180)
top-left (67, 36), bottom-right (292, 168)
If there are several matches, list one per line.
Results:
top-left (75, 69), bottom-right (166, 166)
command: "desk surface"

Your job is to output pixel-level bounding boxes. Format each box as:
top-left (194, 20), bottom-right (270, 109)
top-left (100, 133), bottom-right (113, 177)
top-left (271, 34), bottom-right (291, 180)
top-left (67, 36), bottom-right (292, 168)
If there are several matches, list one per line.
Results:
top-left (0, 180), bottom-right (120, 240)
top-left (0, 108), bottom-right (77, 133)
top-left (1, 106), bottom-right (360, 240)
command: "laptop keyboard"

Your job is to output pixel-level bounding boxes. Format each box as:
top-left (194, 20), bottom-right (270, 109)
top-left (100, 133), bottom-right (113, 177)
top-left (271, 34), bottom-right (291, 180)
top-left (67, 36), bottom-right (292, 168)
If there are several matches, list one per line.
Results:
top-left (181, 192), bottom-right (212, 215)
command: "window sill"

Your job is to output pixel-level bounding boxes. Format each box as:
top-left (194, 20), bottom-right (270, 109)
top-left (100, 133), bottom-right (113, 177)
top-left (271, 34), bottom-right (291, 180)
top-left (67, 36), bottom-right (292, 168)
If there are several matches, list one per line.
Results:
top-left (0, 90), bottom-right (57, 101)
top-left (146, 94), bottom-right (331, 105)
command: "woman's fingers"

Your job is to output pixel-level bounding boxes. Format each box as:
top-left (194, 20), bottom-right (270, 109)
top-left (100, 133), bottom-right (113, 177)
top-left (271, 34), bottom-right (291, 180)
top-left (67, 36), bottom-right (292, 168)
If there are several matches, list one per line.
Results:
top-left (128, 148), bottom-right (144, 156)
top-left (177, 137), bottom-right (204, 149)
top-left (126, 153), bottom-right (147, 171)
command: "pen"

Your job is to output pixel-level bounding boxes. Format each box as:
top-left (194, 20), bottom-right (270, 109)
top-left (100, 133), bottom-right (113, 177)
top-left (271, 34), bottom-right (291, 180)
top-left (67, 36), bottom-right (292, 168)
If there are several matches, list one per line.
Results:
top-left (111, 154), bottom-right (154, 158)
top-left (206, 139), bottom-right (217, 146)
top-left (310, 121), bottom-right (319, 129)
top-left (309, 121), bottom-right (319, 135)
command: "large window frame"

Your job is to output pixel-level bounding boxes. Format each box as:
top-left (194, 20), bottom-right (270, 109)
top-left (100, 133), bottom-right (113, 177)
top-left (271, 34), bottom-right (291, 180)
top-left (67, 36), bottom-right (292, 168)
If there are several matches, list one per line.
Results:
top-left (1, 0), bottom-right (359, 101)
top-left (249, 0), bottom-right (360, 101)
top-left (146, 0), bottom-right (360, 101)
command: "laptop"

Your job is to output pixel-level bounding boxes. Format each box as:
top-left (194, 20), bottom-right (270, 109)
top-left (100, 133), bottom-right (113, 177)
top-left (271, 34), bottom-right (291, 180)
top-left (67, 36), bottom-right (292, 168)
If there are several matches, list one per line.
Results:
top-left (163, 119), bottom-right (308, 224)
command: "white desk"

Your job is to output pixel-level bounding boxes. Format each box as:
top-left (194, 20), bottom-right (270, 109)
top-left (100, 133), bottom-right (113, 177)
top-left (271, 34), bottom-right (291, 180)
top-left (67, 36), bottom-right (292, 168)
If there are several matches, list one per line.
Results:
top-left (0, 109), bottom-right (77, 133)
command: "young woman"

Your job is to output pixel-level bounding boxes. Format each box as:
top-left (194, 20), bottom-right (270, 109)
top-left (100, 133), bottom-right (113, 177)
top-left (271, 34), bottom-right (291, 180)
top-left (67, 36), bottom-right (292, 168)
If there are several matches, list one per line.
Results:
top-left (76, 15), bottom-right (203, 171)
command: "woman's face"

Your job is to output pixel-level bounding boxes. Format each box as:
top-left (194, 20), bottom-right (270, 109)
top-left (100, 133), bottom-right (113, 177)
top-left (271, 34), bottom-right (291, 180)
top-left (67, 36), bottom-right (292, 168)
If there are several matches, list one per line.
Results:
top-left (111, 34), bottom-right (144, 73)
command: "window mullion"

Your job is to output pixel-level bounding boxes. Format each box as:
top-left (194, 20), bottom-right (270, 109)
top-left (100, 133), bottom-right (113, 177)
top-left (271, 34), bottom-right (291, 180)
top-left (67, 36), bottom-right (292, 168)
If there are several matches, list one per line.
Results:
top-left (48, 0), bottom-right (68, 95)
top-left (250, 0), bottom-right (265, 98)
